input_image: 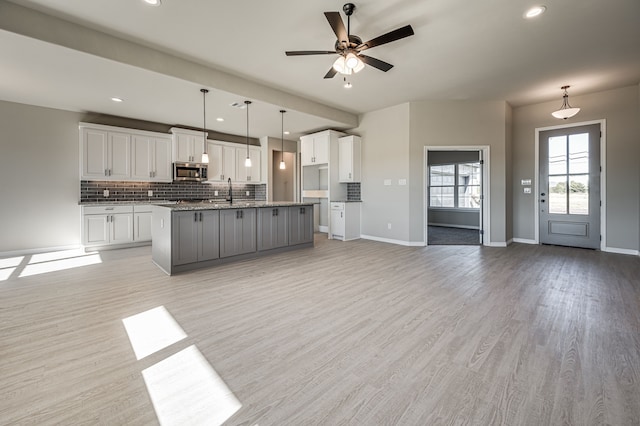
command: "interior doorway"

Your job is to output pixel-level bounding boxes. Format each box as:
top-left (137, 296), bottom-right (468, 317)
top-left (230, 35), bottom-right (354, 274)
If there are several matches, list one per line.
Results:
top-left (538, 123), bottom-right (602, 249)
top-left (424, 146), bottom-right (490, 246)
top-left (272, 150), bottom-right (295, 201)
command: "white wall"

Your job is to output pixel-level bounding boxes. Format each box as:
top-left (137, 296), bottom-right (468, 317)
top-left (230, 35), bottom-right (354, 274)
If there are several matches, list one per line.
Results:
top-left (512, 85), bottom-right (640, 251)
top-left (0, 100), bottom-right (83, 254)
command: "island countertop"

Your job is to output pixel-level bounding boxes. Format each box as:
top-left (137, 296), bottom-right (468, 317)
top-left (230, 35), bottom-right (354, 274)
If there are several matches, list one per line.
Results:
top-left (155, 201), bottom-right (315, 211)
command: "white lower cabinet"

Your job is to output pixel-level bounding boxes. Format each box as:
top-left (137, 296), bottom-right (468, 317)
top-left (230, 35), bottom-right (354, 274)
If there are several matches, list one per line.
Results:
top-left (83, 204), bottom-right (154, 247)
top-left (330, 202), bottom-right (361, 241)
top-left (134, 205), bottom-right (153, 242)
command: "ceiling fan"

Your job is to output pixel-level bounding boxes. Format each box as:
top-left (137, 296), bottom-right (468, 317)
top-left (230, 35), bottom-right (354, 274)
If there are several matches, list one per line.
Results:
top-left (285, 3), bottom-right (414, 79)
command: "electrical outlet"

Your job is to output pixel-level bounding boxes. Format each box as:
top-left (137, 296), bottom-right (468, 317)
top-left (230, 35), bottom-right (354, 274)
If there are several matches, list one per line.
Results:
top-left (103, 189), bottom-right (109, 197)
top-left (387, 223), bottom-right (392, 230)
top-left (148, 190), bottom-right (153, 197)
top-left (214, 190), bottom-right (218, 196)
top-left (246, 191), bottom-right (250, 196)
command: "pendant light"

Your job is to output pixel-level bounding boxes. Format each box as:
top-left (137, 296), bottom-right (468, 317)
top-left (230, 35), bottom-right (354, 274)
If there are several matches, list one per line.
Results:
top-left (551, 85), bottom-right (580, 119)
top-left (244, 100), bottom-right (252, 167)
top-left (279, 110), bottom-right (286, 170)
top-left (200, 89), bottom-right (209, 163)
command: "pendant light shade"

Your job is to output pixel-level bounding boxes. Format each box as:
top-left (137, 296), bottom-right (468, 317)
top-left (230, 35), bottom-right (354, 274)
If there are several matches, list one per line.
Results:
top-left (200, 88), bottom-right (209, 163)
top-left (332, 51), bottom-right (365, 75)
top-left (552, 85), bottom-right (580, 119)
top-left (279, 110), bottom-right (286, 170)
top-left (244, 100), bottom-right (252, 167)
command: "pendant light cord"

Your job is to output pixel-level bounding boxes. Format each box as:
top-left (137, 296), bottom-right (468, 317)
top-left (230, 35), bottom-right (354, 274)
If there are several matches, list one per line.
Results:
top-left (201, 88), bottom-right (208, 156)
top-left (280, 110), bottom-right (286, 164)
top-left (245, 100), bottom-right (251, 158)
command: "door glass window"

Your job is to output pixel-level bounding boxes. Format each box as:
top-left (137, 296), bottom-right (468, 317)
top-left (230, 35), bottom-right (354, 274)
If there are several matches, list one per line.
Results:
top-left (549, 175), bottom-right (567, 214)
top-left (548, 136), bottom-right (567, 175)
top-left (569, 133), bottom-right (589, 174)
top-left (569, 174), bottom-right (589, 215)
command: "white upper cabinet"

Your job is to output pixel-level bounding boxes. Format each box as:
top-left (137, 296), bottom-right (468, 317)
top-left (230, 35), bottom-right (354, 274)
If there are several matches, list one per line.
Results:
top-left (171, 128), bottom-right (206, 163)
top-left (236, 146), bottom-right (261, 183)
top-left (338, 135), bottom-right (361, 183)
top-left (207, 142), bottom-right (236, 182)
top-left (300, 132), bottom-right (330, 166)
top-left (81, 126), bottom-right (131, 180)
top-left (131, 135), bottom-right (172, 182)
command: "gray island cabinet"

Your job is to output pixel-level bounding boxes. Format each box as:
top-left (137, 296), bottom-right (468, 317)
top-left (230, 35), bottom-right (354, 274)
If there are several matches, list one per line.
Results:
top-left (152, 202), bottom-right (314, 275)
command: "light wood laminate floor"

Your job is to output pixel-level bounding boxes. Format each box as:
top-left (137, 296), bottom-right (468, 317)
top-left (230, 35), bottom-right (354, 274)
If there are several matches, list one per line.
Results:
top-left (1, 235), bottom-right (639, 425)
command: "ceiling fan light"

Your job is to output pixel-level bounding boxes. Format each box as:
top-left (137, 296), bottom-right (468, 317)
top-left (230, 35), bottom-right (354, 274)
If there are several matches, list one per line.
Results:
top-left (332, 56), bottom-right (351, 75)
top-left (345, 52), bottom-right (359, 69)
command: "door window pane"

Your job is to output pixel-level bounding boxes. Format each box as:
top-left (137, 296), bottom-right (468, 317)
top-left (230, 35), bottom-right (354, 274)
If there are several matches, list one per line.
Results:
top-left (549, 175), bottom-right (567, 214)
top-left (569, 174), bottom-right (589, 215)
top-left (458, 186), bottom-right (481, 208)
top-left (430, 165), bottom-right (454, 186)
top-left (569, 133), bottom-right (589, 174)
top-left (548, 136), bottom-right (567, 175)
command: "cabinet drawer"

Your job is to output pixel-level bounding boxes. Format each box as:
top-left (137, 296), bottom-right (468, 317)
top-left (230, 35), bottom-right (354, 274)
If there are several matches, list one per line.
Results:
top-left (134, 205), bottom-right (153, 213)
top-left (330, 202), bottom-right (345, 210)
top-left (83, 205), bottom-right (133, 215)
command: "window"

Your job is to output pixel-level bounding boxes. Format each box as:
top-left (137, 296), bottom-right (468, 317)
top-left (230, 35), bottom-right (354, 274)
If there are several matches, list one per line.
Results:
top-left (429, 162), bottom-right (480, 209)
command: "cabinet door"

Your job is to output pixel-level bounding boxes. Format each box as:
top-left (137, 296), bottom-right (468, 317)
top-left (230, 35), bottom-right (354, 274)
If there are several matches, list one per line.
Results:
top-left (192, 135), bottom-right (205, 163)
top-left (338, 139), bottom-right (353, 182)
top-left (199, 210), bottom-right (220, 261)
top-left (313, 134), bottom-right (330, 164)
top-left (172, 211), bottom-right (199, 265)
top-left (236, 148), bottom-right (261, 182)
top-left (134, 212), bottom-right (153, 242)
top-left (239, 208), bottom-right (257, 254)
top-left (207, 143), bottom-right (224, 181)
top-left (331, 207), bottom-right (345, 238)
top-left (82, 129), bottom-right (109, 179)
top-left (131, 135), bottom-right (153, 180)
top-left (108, 132), bottom-right (131, 179)
top-left (110, 213), bottom-right (134, 244)
top-left (300, 137), bottom-right (315, 166)
top-left (246, 148), bottom-right (261, 182)
top-left (222, 146), bottom-right (236, 181)
top-left (220, 209), bottom-right (240, 258)
top-left (153, 137), bottom-right (172, 181)
top-left (257, 208), bottom-right (287, 251)
top-left (174, 134), bottom-right (193, 162)
top-left (84, 214), bottom-right (109, 245)
top-left (289, 206), bottom-right (314, 245)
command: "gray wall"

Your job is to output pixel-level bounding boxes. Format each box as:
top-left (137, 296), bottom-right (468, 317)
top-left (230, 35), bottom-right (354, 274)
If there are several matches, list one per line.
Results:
top-left (354, 103), bottom-right (411, 242)
top-left (0, 100), bottom-right (83, 253)
top-left (512, 85), bottom-right (640, 251)
top-left (409, 100), bottom-right (510, 244)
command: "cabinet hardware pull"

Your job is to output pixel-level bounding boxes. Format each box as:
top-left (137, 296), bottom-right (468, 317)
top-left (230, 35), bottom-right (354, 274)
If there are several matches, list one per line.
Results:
top-left (105, 169), bottom-right (108, 176)
top-left (194, 212), bottom-right (198, 222)
top-left (199, 212), bottom-right (202, 222)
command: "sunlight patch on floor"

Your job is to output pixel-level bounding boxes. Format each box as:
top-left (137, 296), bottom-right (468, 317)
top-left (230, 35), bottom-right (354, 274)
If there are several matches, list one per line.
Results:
top-left (142, 345), bottom-right (242, 426)
top-left (122, 306), bottom-right (187, 360)
top-left (0, 256), bottom-right (24, 282)
top-left (19, 253), bottom-right (102, 278)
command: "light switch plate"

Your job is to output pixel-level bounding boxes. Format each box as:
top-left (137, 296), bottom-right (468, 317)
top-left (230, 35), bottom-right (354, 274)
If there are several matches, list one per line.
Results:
top-left (521, 179), bottom-right (532, 186)
top-left (384, 179), bottom-right (392, 186)
top-left (399, 179), bottom-right (407, 186)
top-left (524, 187), bottom-right (532, 194)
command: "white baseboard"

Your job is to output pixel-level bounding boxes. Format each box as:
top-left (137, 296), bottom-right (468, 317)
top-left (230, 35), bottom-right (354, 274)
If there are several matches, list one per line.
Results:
top-left (361, 235), bottom-right (425, 247)
top-left (603, 246), bottom-right (640, 256)
top-left (512, 238), bottom-right (537, 245)
top-left (0, 244), bottom-right (81, 258)
top-left (486, 241), bottom-right (508, 247)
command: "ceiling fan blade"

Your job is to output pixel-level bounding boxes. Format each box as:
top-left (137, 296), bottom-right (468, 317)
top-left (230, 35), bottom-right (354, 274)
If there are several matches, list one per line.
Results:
top-left (286, 50), bottom-right (336, 56)
top-left (324, 67), bottom-right (338, 79)
top-left (359, 55), bottom-right (394, 72)
top-left (324, 11), bottom-right (348, 44)
top-left (356, 25), bottom-right (414, 52)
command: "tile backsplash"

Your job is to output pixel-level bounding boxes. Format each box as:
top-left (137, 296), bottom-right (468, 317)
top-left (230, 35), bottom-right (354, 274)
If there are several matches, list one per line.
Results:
top-left (347, 183), bottom-right (361, 201)
top-left (80, 180), bottom-right (266, 203)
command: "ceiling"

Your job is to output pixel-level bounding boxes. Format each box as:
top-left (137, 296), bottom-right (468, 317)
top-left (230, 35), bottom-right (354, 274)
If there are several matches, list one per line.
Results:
top-left (1, 0), bottom-right (639, 141)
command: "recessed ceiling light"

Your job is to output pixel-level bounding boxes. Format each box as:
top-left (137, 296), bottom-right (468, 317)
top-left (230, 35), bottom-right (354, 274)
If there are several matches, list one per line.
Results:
top-left (284, 131), bottom-right (290, 135)
top-left (216, 117), bottom-right (224, 122)
top-left (111, 97), bottom-right (123, 102)
top-left (143, 0), bottom-right (161, 6)
top-left (524, 5), bottom-right (546, 18)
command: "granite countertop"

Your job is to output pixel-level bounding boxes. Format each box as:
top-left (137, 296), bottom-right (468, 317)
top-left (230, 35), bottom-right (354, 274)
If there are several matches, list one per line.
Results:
top-left (79, 200), bottom-right (177, 206)
top-left (158, 201), bottom-right (315, 211)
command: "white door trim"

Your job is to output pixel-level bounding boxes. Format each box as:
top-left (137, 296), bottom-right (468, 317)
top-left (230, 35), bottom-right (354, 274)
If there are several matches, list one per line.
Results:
top-left (424, 146), bottom-right (491, 246)
top-left (534, 119), bottom-right (606, 249)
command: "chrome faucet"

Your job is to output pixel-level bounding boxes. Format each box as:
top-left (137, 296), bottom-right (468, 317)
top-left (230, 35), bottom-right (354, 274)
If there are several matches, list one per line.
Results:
top-left (226, 177), bottom-right (233, 204)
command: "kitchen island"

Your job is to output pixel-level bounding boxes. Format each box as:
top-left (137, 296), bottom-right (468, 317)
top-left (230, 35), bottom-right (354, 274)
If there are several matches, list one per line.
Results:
top-left (151, 201), bottom-right (314, 275)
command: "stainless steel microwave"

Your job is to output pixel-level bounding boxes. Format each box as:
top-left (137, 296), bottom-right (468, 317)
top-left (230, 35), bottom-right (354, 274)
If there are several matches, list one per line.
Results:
top-left (173, 162), bottom-right (208, 182)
